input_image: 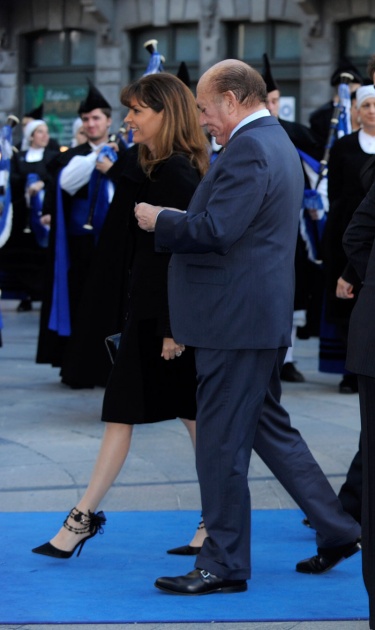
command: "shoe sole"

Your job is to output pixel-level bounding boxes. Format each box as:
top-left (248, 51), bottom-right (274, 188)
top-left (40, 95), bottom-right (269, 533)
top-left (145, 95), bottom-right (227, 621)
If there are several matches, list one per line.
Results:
top-left (154, 582), bottom-right (248, 595)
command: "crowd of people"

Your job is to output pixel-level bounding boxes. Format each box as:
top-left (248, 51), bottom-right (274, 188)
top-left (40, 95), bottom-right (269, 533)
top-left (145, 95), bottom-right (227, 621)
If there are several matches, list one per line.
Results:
top-left (1, 51), bottom-right (375, 628)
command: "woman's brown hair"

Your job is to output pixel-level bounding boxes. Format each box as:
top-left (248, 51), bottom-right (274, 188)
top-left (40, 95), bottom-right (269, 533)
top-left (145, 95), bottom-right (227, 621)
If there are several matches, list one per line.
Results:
top-left (120, 73), bottom-right (209, 177)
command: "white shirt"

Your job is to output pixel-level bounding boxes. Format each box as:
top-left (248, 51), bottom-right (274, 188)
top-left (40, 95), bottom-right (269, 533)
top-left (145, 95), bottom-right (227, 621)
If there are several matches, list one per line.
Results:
top-left (358, 129), bottom-right (375, 154)
top-left (60, 142), bottom-right (107, 196)
top-left (230, 109), bottom-right (270, 139)
top-left (25, 147), bottom-right (44, 163)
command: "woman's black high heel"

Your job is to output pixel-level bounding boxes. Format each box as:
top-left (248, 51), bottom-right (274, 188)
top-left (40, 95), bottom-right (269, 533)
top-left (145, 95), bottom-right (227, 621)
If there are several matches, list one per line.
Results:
top-left (32, 507), bottom-right (106, 559)
top-left (167, 518), bottom-right (205, 555)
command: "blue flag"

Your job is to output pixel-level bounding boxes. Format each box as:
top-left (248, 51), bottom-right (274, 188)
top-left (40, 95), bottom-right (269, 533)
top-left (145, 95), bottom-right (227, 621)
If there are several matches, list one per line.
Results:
top-left (25, 173), bottom-right (50, 248)
top-left (0, 122), bottom-right (14, 248)
top-left (143, 39), bottom-right (164, 75)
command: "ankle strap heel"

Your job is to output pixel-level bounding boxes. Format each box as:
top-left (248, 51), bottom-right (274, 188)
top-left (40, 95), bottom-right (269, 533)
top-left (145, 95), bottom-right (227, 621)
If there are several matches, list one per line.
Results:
top-left (31, 507), bottom-right (106, 560)
top-left (63, 507), bottom-right (106, 537)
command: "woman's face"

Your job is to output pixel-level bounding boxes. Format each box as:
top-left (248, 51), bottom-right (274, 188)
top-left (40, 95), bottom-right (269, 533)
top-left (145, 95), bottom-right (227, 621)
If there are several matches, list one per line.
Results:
top-left (31, 124), bottom-right (49, 149)
top-left (359, 98), bottom-right (375, 134)
top-left (124, 98), bottom-right (164, 153)
top-left (75, 126), bottom-right (87, 145)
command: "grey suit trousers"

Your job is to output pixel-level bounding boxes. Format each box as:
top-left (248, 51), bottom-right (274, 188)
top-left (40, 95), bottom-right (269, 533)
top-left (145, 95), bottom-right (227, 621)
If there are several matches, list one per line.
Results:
top-left (194, 347), bottom-right (361, 580)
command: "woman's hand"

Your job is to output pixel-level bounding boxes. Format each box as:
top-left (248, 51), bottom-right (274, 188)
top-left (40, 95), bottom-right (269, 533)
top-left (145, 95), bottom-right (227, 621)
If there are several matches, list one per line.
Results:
top-left (161, 337), bottom-right (185, 360)
top-left (336, 276), bottom-right (355, 299)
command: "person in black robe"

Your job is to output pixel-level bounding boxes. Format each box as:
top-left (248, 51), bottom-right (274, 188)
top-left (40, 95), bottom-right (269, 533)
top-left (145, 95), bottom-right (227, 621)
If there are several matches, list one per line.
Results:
top-left (0, 119), bottom-right (58, 310)
top-left (309, 58), bottom-right (363, 160)
top-left (262, 53), bottom-right (321, 382)
top-left (36, 82), bottom-right (122, 370)
top-left (17, 102), bottom-right (60, 153)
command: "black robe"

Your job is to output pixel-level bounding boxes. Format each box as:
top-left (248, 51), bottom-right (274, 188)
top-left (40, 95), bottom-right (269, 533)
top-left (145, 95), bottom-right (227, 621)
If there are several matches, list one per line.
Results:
top-left (36, 141), bottom-right (124, 366)
top-left (323, 131), bottom-right (370, 324)
top-left (0, 147), bottom-right (58, 299)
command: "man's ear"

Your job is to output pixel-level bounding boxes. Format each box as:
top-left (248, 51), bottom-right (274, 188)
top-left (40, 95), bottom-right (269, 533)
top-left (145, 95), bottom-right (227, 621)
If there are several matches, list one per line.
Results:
top-left (224, 91), bottom-right (237, 113)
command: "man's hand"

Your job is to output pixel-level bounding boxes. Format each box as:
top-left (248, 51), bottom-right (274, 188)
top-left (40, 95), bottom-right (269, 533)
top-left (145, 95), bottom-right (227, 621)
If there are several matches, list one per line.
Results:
top-left (134, 202), bottom-right (162, 232)
top-left (27, 181), bottom-right (45, 196)
top-left (336, 276), bottom-right (355, 299)
top-left (96, 156), bottom-right (113, 174)
top-left (161, 337), bottom-right (185, 360)
top-left (40, 214), bottom-right (51, 227)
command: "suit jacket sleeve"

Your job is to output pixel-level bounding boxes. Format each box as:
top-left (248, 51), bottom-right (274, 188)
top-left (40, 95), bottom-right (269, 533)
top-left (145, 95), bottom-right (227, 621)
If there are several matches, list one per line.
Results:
top-left (343, 181), bottom-right (375, 281)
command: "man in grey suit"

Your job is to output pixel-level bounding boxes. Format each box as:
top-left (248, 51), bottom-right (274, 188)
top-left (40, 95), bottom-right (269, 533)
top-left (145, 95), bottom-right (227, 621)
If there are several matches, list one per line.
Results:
top-left (135, 59), bottom-right (361, 595)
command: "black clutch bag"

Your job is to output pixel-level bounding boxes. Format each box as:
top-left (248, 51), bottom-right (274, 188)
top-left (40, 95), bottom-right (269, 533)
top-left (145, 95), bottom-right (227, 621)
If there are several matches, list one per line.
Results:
top-left (104, 333), bottom-right (121, 364)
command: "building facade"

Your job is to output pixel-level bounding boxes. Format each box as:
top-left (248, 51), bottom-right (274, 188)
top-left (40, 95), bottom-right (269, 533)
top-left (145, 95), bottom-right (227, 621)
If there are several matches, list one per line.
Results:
top-left (1, 0), bottom-right (375, 144)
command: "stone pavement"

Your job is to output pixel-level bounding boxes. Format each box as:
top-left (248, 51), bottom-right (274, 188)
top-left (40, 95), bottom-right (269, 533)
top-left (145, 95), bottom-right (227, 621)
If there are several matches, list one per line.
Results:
top-left (0, 299), bottom-right (368, 630)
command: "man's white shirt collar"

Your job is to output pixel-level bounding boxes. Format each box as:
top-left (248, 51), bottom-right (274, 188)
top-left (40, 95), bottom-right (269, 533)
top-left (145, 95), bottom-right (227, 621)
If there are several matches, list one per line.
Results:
top-left (230, 109), bottom-right (270, 139)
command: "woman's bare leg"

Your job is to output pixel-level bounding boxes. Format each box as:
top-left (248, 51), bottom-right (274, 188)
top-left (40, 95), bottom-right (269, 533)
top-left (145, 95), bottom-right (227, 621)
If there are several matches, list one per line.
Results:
top-left (180, 417), bottom-right (207, 548)
top-left (49, 422), bottom-right (133, 552)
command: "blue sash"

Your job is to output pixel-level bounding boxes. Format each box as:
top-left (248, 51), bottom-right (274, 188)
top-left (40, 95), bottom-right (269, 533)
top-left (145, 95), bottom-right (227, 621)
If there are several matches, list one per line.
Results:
top-left (48, 172), bottom-right (71, 336)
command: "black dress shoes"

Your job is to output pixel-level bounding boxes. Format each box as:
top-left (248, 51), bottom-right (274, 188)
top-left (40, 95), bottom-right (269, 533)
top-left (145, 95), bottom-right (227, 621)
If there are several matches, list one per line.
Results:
top-left (280, 362), bottom-right (305, 382)
top-left (155, 568), bottom-right (247, 595)
top-left (167, 544), bottom-right (202, 555)
top-left (296, 539), bottom-right (361, 574)
top-left (339, 374), bottom-right (358, 394)
top-left (17, 298), bottom-right (32, 312)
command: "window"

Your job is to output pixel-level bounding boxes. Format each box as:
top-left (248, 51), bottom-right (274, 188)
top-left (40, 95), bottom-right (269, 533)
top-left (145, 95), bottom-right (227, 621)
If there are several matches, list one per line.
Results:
top-left (27, 30), bottom-right (96, 70)
top-left (341, 20), bottom-right (375, 79)
top-left (345, 21), bottom-right (375, 58)
top-left (228, 22), bottom-right (300, 61)
top-left (227, 21), bottom-right (301, 121)
top-left (23, 30), bottom-right (96, 146)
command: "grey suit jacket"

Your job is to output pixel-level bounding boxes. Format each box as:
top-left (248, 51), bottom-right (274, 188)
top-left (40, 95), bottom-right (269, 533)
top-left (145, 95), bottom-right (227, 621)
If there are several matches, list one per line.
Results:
top-left (343, 181), bottom-right (375, 377)
top-left (155, 116), bottom-right (304, 350)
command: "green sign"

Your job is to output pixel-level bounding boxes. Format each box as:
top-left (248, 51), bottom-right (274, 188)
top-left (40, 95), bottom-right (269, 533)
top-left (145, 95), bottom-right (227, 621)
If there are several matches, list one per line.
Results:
top-left (24, 84), bottom-right (87, 147)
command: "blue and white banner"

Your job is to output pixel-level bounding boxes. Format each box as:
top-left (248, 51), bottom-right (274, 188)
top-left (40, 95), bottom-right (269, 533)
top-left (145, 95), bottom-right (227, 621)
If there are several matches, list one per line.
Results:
top-left (0, 123), bottom-right (14, 248)
top-left (25, 173), bottom-right (50, 248)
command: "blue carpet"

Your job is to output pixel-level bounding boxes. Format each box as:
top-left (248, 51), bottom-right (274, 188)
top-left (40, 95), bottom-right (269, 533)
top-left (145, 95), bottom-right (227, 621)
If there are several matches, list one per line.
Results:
top-left (0, 510), bottom-right (368, 624)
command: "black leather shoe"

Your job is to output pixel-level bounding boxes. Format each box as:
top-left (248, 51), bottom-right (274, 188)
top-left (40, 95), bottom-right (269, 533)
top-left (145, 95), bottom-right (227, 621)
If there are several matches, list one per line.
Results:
top-left (155, 568), bottom-right (247, 595)
top-left (167, 544), bottom-right (202, 555)
top-left (339, 374), bottom-right (358, 394)
top-left (17, 298), bottom-right (32, 312)
top-left (280, 362), bottom-right (305, 382)
top-left (296, 539), bottom-right (361, 574)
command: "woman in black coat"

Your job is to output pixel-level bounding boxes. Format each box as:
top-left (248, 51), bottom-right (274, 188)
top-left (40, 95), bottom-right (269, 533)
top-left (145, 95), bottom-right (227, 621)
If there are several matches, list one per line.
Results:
top-left (58, 144), bottom-right (198, 392)
top-left (32, 73), bottom-right (210, 559)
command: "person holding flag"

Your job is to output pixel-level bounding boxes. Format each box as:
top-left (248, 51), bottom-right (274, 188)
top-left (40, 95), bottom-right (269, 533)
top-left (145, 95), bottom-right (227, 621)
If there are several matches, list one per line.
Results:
top-left (309, 58), bottom-right (363, 159)
top-left (0, 118), bottom-right (57, 312)
top-left (261, 53), bottom-right (321, 383)
top-left (36, 81), bottom-right (124, 371)
top-left (0, 114), bottom-right (19, 343)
